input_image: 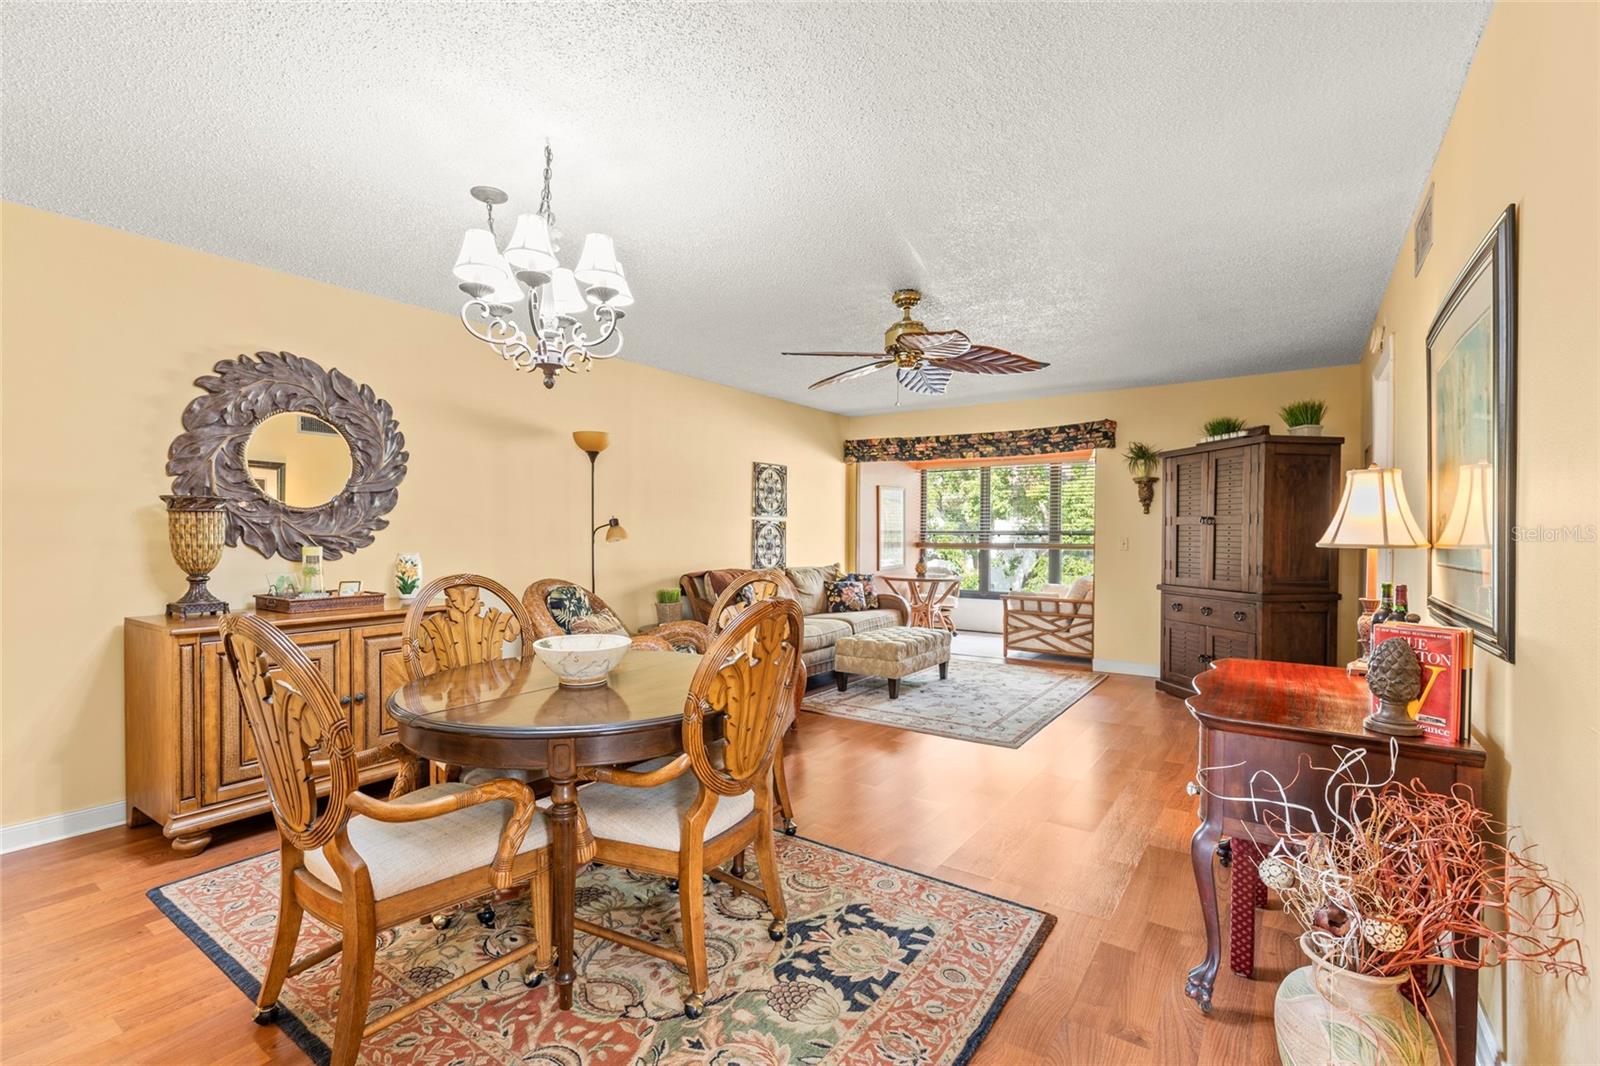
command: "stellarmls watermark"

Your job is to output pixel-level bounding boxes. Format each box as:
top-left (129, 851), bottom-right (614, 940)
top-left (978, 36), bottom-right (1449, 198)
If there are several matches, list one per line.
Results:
top-left (1511, 524), bottom-right (1598, 543)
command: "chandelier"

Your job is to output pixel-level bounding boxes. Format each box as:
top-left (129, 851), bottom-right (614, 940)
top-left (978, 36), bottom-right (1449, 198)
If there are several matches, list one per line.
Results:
top-left (451, 142), bottom-right (631, 389)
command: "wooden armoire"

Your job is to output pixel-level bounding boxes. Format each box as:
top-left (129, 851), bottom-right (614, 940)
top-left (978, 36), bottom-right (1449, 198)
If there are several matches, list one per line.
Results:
top-left (1156, 427), bottom-right (1343, 697)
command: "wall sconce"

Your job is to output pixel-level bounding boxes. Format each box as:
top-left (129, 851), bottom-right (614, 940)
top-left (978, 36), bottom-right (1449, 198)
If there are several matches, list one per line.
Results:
top-left (1123, 441), bottom-right (1161, 514)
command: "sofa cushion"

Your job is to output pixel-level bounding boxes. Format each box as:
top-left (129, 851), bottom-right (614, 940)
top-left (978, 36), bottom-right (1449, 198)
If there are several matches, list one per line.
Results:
top-left (785, 564), bottom-right (841, 616)
top-left (545, 584), bottom-right (593, 633)
top-left (705, 568), bottom-right (747, 597)
top-left (838, 608), bottom-right (900, 635)
top-left (570, 611), bottom-right (627, 636)
top-left (801, 615), bottom-right (853, 652)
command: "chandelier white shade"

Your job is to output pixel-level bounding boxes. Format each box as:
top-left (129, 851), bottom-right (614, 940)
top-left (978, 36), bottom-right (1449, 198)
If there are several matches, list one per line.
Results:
top-left (450, 142), bottom-right (630, 389)
top-left (1317, 465), bottom-right (1430, 549)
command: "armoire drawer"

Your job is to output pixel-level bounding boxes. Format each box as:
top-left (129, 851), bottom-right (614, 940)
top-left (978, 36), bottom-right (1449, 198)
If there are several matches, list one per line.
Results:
top-left (1161, 594), bottom-right (1256, 633)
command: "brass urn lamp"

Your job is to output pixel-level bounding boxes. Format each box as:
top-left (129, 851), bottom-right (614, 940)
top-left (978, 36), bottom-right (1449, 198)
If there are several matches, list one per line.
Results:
top-left (162, 494), bottom-right (229, 618)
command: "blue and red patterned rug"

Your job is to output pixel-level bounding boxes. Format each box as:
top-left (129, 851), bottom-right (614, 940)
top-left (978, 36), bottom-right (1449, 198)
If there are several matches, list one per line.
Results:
top-left (151, 835), bottom-right (1052, 1065)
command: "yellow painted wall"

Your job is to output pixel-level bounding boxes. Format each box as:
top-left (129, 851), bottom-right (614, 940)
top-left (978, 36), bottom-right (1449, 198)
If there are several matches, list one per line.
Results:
top-left (1357, 4), bottom-right (1598, 1061)
top-left (0, 203), bottom-right (845, 827)
top-left (843, 364), bottom-right (1366, 669)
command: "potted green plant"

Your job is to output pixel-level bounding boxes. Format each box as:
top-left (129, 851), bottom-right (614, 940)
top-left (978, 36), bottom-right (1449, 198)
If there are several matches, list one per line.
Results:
top-left (1280, 399), bottom-right (1327, 436)
top-left (1201, 416), bottom-right (1248, 442)
top-left (655, 586), bottom-right (684, 625)
top-left (1123, 441), bottom-right (1161, 514)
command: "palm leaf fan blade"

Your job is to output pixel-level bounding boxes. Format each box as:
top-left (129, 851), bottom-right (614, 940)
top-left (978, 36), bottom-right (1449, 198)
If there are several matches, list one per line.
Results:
top-left (807, 359), bottom-right (894, 390)
top-left (896, 365), bottom-right (951, 395)
top-left (940, 346), bottom-right (1049, 375)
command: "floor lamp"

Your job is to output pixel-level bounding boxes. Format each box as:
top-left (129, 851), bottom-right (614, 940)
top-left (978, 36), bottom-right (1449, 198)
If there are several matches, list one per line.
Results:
top-left (573, 431), bottom-right (627, 591)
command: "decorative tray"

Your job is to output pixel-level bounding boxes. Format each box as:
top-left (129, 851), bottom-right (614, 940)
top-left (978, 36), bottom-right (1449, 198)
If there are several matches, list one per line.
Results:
top-left (254, 591), bottom-right (387, 615)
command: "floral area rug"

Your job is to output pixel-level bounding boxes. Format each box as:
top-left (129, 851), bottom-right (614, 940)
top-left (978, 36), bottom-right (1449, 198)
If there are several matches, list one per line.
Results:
top-left (803, 655), bottom-right (1106, 747)
top-left (150, 835), bottom-right (1052, 1065)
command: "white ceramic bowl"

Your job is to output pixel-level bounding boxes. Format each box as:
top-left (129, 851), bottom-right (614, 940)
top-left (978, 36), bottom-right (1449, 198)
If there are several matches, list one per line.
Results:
top-left (532, 633), bottom-right (631, 688)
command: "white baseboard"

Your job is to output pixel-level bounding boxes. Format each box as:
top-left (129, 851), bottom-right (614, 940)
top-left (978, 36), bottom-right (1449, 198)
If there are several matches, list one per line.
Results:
top-left (1, 800), bottom-right (125, 854)
top-left (1092, 658), bottom-right (1159, 678)
top-left (1478, 1004), bottom-right (1502, 1066)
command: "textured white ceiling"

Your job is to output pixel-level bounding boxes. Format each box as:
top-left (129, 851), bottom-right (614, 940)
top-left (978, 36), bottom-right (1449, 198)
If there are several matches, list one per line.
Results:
top-left (2, 1), bottom-right (1488, 415)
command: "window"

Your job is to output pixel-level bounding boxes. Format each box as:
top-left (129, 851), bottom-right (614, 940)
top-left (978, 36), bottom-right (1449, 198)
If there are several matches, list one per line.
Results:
top-left (919, 458), bottom-right (1095, 596)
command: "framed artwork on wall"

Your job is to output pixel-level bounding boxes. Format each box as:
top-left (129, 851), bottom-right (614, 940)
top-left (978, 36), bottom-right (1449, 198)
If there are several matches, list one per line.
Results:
top-left (752, 519), bottom-right (786, 569)
top-left (1426, 204), bottom-right (1516, 662)
top-left (877, 485), bottom-right (906, 570)
top-left (248, 460), bottom-right (286, 502)
top-left (753, 462), bottom-right (787, 518)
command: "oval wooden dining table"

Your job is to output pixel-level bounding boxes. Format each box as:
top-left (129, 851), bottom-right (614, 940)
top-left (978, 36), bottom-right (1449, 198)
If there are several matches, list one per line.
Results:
top-left (387, 649), bottom-right (705, 1010)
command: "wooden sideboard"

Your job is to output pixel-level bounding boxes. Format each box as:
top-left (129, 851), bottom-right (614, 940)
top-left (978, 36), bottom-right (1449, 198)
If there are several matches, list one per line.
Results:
top-left (124, 599), bottom-right (426, 854)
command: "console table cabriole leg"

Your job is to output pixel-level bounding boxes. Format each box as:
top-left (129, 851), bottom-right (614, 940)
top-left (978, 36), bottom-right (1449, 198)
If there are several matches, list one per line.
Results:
top-left (1185, 765), bottom-right (1222, 1013)
top-left (546, 738), bottom-right (579, 1010)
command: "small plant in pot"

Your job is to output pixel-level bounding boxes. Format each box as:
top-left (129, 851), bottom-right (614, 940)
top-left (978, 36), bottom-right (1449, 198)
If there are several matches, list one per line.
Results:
top-left (1280, 399), bottom-right (1327, 436)
top-left (1201, 416), bottom-right (1248, 442)
top-left (654, 587), bottom-right (683, 625)
top-left (1123, 441), bottom-right (1161, 514)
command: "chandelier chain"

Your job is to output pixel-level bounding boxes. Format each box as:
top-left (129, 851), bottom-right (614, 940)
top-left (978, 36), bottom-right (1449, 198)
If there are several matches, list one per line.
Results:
top-left (538, 140), bottom-right (555, 231)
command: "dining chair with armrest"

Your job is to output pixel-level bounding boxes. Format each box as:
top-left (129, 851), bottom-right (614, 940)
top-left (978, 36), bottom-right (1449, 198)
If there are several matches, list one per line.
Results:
top-left (219, 613), bottom-right (593, 1066)
top-left (575, 597), bottom-right (801, 1018)
top-left (707, 569), bottom-right (801, 836)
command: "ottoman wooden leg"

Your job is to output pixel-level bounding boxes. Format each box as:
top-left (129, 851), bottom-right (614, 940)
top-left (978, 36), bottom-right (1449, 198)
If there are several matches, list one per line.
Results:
top-left (835, 673), bottom-right (848, 693)
top-left (938, 660), bottom-right (949, 680)
top-left (887, 678), bottom-right (899, 700)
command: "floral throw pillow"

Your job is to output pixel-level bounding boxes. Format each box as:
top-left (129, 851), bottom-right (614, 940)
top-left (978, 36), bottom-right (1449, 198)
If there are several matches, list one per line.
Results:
top-left (843, 572), bottom-right (879, 608)
top-left (825, 579), bottom-right (870, 613)
top-left (545, 584), bottom-right (594, 633)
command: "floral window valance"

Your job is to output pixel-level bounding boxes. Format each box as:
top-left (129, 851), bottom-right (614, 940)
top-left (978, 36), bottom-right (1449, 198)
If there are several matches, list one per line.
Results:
top-left (843, 420), bottom-right (1117, 464)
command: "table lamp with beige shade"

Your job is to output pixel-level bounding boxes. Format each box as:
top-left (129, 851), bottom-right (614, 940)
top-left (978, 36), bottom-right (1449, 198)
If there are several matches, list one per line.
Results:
top-left (574, 431), bottom-right (628, 591)
top-left (1316, 465), bottom-right (1430, 678)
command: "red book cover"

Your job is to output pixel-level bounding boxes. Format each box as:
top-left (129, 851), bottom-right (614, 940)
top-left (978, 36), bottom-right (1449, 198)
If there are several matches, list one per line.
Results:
top-left (1369, 622), bottom-right (1474, 745)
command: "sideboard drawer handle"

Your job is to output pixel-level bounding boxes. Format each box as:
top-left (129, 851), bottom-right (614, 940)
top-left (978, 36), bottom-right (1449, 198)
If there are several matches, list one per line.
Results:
top-left (339, 695), bottom-right (352, 707)
top-left (353, 692), bottom-right (367, 704)
top-left (1185, 781), bottom-right (1200, 797)
top-left (1234, 611), bottom-right (1247, 622)
top-left (1200, 606), bottom-right (1213, 616)
top-left (1170, 602), bottom-right (1183, 612)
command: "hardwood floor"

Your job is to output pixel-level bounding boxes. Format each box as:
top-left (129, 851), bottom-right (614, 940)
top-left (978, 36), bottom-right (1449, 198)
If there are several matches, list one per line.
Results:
top-left (0, 666), bottom-right (1302, 1065)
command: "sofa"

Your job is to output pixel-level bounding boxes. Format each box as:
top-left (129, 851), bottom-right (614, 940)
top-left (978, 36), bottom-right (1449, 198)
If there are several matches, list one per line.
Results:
top-left (680, 564), bottom-right (908, 679)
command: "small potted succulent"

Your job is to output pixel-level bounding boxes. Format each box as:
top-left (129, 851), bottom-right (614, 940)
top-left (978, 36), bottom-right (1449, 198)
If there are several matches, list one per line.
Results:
top-left (1201, 416), bottom-right (1248, 442)
top-left (1123, 441), bottom-right (1161, 514)
top-left (655, 587), bottom-right (684, 625)
top-left (1280, 399), bottom-right (1327, 436)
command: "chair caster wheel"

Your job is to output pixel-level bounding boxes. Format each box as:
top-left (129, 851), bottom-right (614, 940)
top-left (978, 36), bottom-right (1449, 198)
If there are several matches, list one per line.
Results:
top-left (768, 920), bottom-right (787, 942)
top-left (477, 905), bottom-right (496, 927)
top-left (667, 878), bottom-right (678, 892)
top-left (782, 821), bottom-right (797, 836)
top-left (522, 969), bottom-right (544, 988)
top-left (683, 994), bottom-right (705, 1019)
top-left (252, 1004), bottom-right (279, 1025)
top-left (429, 912), bottom-right (453, 931)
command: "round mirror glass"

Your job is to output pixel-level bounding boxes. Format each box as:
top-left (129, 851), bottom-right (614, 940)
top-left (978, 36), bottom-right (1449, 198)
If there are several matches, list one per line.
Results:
top-left (244, 413), bottom-right (354, 508)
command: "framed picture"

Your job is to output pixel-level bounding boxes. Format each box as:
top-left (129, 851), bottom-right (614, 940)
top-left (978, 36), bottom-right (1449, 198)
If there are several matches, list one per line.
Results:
top-left (876, 485), bottom-right (906, 570)
top-left (248, 460), bottom-right (286, 502)
top-left (1426, 205), bottom-right (1516, 662)
top-left (752, 519), bottom-right (786, 569)
top-left (337, 579), bottom-right (363, 596)
top-left (753, 462), bottom-right (787, 518)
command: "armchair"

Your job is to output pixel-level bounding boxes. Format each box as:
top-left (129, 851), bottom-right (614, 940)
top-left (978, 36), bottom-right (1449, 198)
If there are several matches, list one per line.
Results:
top-left (524, 578), bottom-right (709, 653)
top-left (218, 613), bottom-right (593, 1066)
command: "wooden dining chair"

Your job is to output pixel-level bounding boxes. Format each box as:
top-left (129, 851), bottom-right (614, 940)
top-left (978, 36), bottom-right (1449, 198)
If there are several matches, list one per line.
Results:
top-left (523, 577), bottom-right (710, 653)
top-left (218, 613), bottom-right (592, 1066)
top-left (403, 573), bottom-right (547, 928)
top-left (708, 569), bottom-right (801, 836)
top-left (574, 598), bottom-right (802, 1018)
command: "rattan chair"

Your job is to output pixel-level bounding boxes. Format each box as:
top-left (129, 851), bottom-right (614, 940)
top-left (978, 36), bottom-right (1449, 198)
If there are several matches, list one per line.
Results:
top-left (523, 578), bottom-right (709, 653)
top-left (219, 613), bottom-right (591, 1066)
top-left (574, 598), bottom-right (801, 1017)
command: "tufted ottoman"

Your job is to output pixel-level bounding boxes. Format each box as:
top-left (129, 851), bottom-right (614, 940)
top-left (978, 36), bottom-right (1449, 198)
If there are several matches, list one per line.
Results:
top-left (832, 626), bottom-right (951, 699)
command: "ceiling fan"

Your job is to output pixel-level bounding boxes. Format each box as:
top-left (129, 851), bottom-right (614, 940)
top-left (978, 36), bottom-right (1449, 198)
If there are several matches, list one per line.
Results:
top-left (783, 289), bottom-right (1049, 396)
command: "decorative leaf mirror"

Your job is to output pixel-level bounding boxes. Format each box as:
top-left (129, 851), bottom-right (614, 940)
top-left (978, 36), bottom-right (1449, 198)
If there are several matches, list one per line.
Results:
top-left (167, 351), bottom-right (407, 561)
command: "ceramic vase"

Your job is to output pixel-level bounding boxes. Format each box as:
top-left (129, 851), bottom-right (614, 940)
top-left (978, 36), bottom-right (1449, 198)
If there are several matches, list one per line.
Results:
top-left (1275, 935), bottom-right (1438, 1066)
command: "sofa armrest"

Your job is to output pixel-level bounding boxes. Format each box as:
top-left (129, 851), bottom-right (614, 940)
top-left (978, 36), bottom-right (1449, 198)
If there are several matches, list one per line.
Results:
top-left (876, 591), bottom-right (910, 625)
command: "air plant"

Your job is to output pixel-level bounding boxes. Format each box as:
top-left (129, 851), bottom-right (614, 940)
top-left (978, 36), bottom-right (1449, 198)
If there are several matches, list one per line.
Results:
top-left (1123, 441), bottom-right (1160, 478)
top-left (1203, 416), bottom-right (1247, 437)
top-left (1280, 399), bottom-right (1328, 428)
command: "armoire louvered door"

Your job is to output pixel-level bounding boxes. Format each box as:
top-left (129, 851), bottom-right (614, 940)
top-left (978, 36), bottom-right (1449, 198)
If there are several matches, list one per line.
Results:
top-left (1156, 429), bottom-right (1344, 698)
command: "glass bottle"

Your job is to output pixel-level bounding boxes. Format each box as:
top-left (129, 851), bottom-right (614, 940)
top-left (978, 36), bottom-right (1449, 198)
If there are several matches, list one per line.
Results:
top-left (1372, 582), bottom-right (1394, 625)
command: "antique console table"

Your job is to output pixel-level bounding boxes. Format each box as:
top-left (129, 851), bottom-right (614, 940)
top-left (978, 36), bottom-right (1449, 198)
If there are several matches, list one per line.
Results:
top-left (1183, 658), bottom-right (1485, 1065)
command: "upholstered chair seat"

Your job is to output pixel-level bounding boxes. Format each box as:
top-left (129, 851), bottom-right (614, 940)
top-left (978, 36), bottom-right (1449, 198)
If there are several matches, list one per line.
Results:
top-left (578, 757), bottom-right (755, 851)
top-left (300, 782), bottom-right (553, 900)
